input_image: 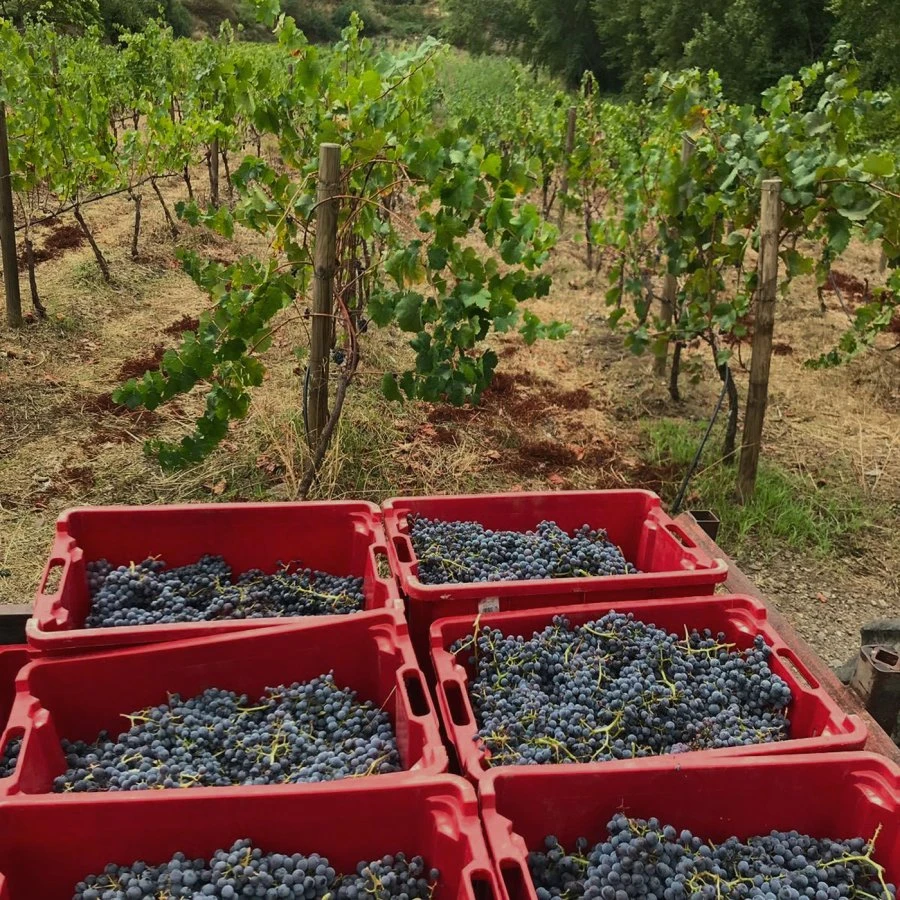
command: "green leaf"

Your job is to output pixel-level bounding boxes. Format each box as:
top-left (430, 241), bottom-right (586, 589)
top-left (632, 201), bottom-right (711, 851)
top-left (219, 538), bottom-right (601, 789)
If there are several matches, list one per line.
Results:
top-left (782, 249), bottom-right (814, 279)
top-left (247, 0), bottom-right (282, 27)
top-left (861, 153), bottom-right (895, 178)
top-left (520, 310), bottom-right (541, 345)
top-left (396, 293), bottom-right (424, 332)
top-left (427, 246), bottom-right (449, 271)
top-left (480, 154), bottom-right (502, 179)
top-left (381, 374), bottom-right (403, 402)
top-left (367, 293), bottom-right (395, 328)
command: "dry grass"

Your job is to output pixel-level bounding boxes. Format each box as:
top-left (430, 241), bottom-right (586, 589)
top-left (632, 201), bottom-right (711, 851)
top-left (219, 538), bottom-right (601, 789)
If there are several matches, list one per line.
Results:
top-left (1, 176), bottom-right (898, 666)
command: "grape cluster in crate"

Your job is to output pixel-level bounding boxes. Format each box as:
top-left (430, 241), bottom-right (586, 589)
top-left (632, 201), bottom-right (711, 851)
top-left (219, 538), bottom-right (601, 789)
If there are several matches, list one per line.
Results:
top-left (453, 612), bottom-right (793, 765)
top-left (529, 817), bottom-right (895, 900)
top-left (409, 517), bottom-right (639, 585)
top-left (55, 674), bottom-right (400, 793)
top-left (86, 556), bottom-right (366, 628)
top-left (74, 842), bottom-right (440, 900)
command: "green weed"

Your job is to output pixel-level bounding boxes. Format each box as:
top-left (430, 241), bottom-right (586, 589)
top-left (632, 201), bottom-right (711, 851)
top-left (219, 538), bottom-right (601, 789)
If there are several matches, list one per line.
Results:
top-left (643, 419), bottom-right (875, 556)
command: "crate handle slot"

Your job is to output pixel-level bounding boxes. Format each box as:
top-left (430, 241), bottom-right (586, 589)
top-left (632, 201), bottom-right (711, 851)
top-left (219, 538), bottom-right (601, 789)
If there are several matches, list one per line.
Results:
top-left (444, 679), bottom-right (472, 726)
top-left (402, 670), bottom-right (431, 718)
top-left (775, 647), bottom-right (818, 691)
top-left (38, 558), bottom-right (67, 597)
top-left (470, 871), bottom-right (497, 900)
top-left (664, 521), bottom-right (696, 549)
top-left (371, 545), bottom-right (394, 582)
top-left (500, 862), bottom-right (529, 900)
top-left (392, 535), bottom-right (413, 564)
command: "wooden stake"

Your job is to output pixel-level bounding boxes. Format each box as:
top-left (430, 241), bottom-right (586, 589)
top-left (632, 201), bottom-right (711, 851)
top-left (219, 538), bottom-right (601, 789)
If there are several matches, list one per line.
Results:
top-left (655, 274), bottom-right (677, 376)
top-left (209, 136), bottom-right (220, 207)
top-left (130, 192), bottom-right (142, 259)
top-left (307, 143), bottom-right (341, 448)
top-left (0, 100), bottom-right (22, 328)
top-left (73, 205), bottom-right (111, 283)
top-left (738, 178), bottom-right (782, 501)
top-left (24, 235), bottom-right (45, 318)
top-left (655, 136), bottom-right (694, 378)
top-left (222, 148), bottom-right (234, 206)
top-left (151, 177), bottom-right (178, 239)
top-left (557, 106), bottom-right (577, 228)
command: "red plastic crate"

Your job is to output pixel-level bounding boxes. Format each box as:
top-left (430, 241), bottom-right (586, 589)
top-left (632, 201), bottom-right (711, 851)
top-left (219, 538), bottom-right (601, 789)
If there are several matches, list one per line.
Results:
top-left (2, 610), bottom-right (446, 798)
top-left (480, 753), bottom-right (900, 900)
top-left (430, 595), bottom-right (866, 784)
top-left (28, 501), bottom-right (402, 653)
top-left (383, 491), bottom-right (727, 658)
top-left (0, 776), bottom-right (499, 900)
top-left (0, 647), bottom-right (31, 785)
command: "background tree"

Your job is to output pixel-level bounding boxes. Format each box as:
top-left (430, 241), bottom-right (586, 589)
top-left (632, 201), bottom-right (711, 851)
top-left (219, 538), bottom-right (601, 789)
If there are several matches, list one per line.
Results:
top-left (0, 0), bottom-right (99, 28)
top-left (440, 0), bottom-right (896, 104)
top-left (441, 0), bottom-right (529, 56)
top-left (829, 0), bottom-right (900, 87)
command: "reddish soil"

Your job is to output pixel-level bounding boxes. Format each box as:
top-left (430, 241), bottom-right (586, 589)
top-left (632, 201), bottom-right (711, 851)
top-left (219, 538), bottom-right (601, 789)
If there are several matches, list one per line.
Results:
top-left (557, 387), bottom-right (592, 409)
top-left (164, 314), bottom-right (201, 336)
top-left (16, 224), bottom-right (85, 270)
top-left (45, 225), bottom-right (85, 254)
top-left (427, 370), bottom-right (557, 425)
top-left (117, 345), bottom-right (166, 380)
top-left (513, 439), bottom-right (580, 472)
top-left (64, 391), bottom-right (161, 436)
top-left (824, 269), bottom-right (870, 301)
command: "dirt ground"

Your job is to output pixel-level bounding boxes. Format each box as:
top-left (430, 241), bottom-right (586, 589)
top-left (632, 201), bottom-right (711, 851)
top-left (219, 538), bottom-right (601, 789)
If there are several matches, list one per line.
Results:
top-left (1, 176), bottom-right (898, 667)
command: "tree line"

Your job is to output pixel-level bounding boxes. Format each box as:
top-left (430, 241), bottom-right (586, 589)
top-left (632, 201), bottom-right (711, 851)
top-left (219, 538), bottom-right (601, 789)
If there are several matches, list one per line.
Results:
top-left (0, 0), bottom-right (435, 41)
top-left (441, 0), bottom-right (899, 102)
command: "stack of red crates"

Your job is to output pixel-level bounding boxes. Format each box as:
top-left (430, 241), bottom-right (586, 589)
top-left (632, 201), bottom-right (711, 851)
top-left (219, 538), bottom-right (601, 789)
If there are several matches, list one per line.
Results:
top-left (0, 491), bottom-right (894, 899)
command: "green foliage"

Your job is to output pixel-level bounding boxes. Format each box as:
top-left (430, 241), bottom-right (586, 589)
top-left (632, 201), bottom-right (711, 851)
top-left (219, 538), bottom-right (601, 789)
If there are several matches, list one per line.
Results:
top-left (0, 0), bottom-right (194, 37)
top-left (443, 45), bottom-right (898, 421)
top-left (436, 54), bottom-right (571, 217)
top-left (829, 0), bottom-right (900, 87)
top-left (679, 0), bottom-right (833, 103)
top-left (589, 46), bottom-right (899, 378)
top-left (101, 16), bottom-right (566, 467)
top-left (0, 0), bottom-right (100, 28)
top-left (440, 0), bottom-right (528, 56)
top-left (441, 0), bottom-right (894, 103)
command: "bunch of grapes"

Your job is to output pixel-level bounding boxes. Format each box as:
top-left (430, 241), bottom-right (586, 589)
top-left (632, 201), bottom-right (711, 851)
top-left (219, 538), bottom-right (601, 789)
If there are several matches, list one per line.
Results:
top-left (409, 517), bottom-right (638, 585)
top-left (529, 816), bottom-right (895, 900)
top-left (453, 612), bottom-right (793, 766)
top-left (74, 841), bottom-right (441, 900)
top-left (85, 556), bottom-right (366, 628)
top-left (53, 673), bottom-right (401, 793)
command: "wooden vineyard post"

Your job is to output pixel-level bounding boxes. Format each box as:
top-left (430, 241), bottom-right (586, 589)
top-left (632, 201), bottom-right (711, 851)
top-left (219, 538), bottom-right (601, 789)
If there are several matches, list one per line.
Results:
top-left (655, 136), bottom-right (695, 377)
top-left (557, 106), bottom-right (577, 228)
top-left (306, 143), bottom-right (341, 448)
top-left (209, 136), bottom-right (220, 207)
top-left (738, 178), bottom-right (782, 502)
top-left (655, 272), bottom-right (678, 377)
top-left (0, 98), bottom-right (22, 329)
